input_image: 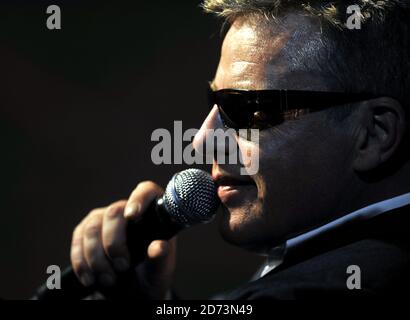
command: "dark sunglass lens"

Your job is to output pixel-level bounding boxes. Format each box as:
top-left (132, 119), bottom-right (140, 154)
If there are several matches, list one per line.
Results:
top-left (218, 93), bottom-right (255, 129)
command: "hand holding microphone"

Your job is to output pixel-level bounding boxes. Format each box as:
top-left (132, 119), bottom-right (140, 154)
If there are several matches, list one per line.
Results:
top-left (34, 169), bottom-right (219, 300)
top-left (70, 181), bottom-right (173, 300)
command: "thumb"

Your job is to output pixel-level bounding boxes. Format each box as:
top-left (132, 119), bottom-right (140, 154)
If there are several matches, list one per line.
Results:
top-left (140, 238), bottom-right (177, 288)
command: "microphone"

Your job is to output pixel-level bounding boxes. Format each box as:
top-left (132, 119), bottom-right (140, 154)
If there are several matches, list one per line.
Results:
top-left (34, 168), bottom-right (219, 300)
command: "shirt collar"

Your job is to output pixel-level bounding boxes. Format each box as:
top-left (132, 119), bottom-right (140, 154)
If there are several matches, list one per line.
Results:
top-left (286, 192), bottom-right (410, 252)
top-left (259, 192), bottom-right (410, 278)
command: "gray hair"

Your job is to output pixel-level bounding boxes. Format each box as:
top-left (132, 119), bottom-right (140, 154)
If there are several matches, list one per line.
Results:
top-left (203, 0), bottom-right (406, 28)
top-left (202, 0), bottom-right (410, 114)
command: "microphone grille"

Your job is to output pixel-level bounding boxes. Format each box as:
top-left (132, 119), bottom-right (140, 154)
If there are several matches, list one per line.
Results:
top-left (163, 168), bottom-right (219, 227)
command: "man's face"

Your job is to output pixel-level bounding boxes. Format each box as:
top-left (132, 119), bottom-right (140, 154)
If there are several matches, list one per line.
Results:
top-left (194, 13), bottom-right (357, 252)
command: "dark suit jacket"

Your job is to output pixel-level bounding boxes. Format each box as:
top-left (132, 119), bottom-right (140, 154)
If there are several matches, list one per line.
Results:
top-left (222, 204), bottom-right (410, 299)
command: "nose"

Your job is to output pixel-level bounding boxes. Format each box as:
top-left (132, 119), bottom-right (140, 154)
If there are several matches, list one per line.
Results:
top-left (193, 105), bottom-right (233, 158)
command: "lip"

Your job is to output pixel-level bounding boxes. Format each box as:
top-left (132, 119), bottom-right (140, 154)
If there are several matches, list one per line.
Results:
top-left (217, 185), bottom-right (243, 203)
top-left (212, 171), bottom-right (255, 203)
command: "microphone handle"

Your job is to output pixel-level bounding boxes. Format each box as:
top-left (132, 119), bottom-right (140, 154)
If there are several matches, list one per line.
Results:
top-left (34, 198), bottom-right (182, 300)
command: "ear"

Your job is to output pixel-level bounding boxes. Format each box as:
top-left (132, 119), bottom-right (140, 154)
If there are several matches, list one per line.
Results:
top-left (353, 97), bottom-right (406, 172)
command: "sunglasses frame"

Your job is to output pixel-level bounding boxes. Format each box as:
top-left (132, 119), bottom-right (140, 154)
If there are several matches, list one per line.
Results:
top-left (208, 86), bottom-right (376, 130)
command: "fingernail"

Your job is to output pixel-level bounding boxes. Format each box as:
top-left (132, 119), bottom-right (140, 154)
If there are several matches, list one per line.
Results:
top-left (113, 258), bottom-right (130, 272)
top-left (81, 273), bottom-right (95, 287)
top-left (124, 203), bottom-right (141, 219)
top-left (99, 273), bottom-right (115, 287)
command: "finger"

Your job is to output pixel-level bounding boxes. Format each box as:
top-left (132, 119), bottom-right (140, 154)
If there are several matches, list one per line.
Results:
top-left (70, 208), bottom-right (104, 287)
top-left (144, 237), bottom-right (177, 284)
top-left (83, 213), bottom-right (117, 287)
top-left (124, 181), bottom-right (163, 221)
top-left (70, 223), bottom-right (95, 287)
top-left (102, 200), bottom-right (130, 273)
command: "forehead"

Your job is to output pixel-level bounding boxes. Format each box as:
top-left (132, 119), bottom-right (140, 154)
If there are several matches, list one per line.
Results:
top-left (213, 13), bottom-right (332, 91)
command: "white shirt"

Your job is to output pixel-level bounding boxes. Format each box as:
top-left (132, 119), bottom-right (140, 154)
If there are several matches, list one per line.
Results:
top-left (259, 192), bottom-right (410, 278)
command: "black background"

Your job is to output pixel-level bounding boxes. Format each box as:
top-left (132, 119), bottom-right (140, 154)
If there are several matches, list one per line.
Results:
top-left (0, 0), bottom-right (263, 299)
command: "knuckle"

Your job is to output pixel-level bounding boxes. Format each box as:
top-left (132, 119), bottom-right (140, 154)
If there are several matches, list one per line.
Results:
top-left (135, 180), bottom-right (162, 193)
top-left (138, 180), bottom-right (163, 193)
top-left (71, 234), bottom-right (83, 247)
top-left (128, 181), bottom-right (164, 205)
top-left (128, 181), bottom-right (163, 207)
top-left (84, 219), bottom-right (102, 238)
top-left (88, 208), bottom-right (103, 218)
top-left (138, 180), bottom-right (156, 188)
top-left (72, 225), bottom-right (83, 241)
top-left (105, 203), bottom-right (125, 219)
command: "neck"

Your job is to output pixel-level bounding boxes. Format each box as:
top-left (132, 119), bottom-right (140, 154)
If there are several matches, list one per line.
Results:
top-left (337, 161), bottom-right (410, 216)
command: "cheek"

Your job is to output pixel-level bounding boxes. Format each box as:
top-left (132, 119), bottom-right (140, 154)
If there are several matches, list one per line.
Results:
top-left (255, 121), bottom-right (352, 211)
top-left (236, 127), bottom-right (299, 195)
top-left (235, 131), bottom-right (287, 219)
top-left (256, 118), bottom-right (349, 180)
top-left (236, 131), bottom-right (260, 167)
top-left (252, 125), bottom-right (320, 199)
top-left (255, 128), bottom-right (295, 183)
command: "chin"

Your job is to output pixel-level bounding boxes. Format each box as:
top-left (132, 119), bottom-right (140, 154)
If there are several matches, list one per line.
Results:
top-left (217, 205), bottom-right (275, 254)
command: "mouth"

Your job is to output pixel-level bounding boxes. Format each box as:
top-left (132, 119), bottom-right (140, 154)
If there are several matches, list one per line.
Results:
top-left (212, 172), bottom-right (256, 204)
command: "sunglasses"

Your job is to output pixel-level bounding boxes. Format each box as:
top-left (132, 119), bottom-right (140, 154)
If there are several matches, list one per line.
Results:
top-left (207, 85), bottom-right (375, 130)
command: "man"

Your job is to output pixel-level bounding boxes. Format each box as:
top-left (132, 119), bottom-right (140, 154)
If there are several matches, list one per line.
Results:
top-left (69, 0), bottom-right (410, 299)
